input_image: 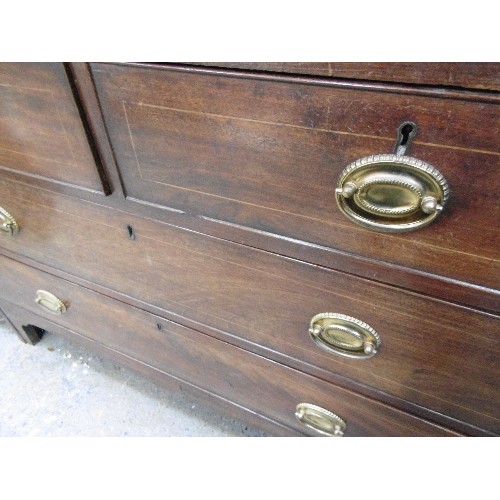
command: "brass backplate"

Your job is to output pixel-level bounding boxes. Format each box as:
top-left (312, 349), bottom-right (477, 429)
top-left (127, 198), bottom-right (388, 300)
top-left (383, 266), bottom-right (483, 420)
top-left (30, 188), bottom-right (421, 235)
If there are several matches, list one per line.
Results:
top-left (309, 313), bottom-right (381, 359)
top-left (295, 403), bottom-right (346, 436)
top-left (336, 154), bottom-right (449, 232)
top-left (35, 290), bottom-right (67, 315)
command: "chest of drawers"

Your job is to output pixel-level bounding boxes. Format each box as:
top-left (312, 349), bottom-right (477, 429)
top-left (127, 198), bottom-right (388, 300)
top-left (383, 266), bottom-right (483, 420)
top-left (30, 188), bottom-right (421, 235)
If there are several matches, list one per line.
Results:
top-left (0, 62), bottom-right (498, 436)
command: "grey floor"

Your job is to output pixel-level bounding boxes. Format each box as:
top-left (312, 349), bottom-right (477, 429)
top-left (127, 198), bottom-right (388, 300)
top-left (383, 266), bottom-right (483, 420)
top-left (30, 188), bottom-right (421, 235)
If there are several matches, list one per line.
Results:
top-left (0, 312), bottom-right (267, 437)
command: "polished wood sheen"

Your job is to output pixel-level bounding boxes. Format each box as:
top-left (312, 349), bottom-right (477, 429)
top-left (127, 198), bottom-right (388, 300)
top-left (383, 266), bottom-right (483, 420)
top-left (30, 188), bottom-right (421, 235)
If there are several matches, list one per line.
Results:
top-left (0, 273), bottom-right (460, 437)
top-left (0, 63), bottom-right (108, 194)
top-left (0, 181), bottom-right (498, 433)
top-left (187, 63), bottom-right (500, 91)
top-left (0, 301), bottom-right (297, 437)
top-left (91, 63), bottom-right (500, 292)
top-left (0, 62), bottom-right (498, 437)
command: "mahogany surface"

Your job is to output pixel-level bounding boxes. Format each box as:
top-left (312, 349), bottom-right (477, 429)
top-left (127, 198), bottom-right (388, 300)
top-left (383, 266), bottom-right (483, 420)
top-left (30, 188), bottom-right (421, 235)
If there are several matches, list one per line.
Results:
top-left (187, 62), bottom-right (500, 91)
top-left (0, 287), bottom-right (460, 437)
top-left (0, 184), bottom-right (498, 433)
top-left (91, 63), bottom-right (500, 293)
top-left (0, 63), bottom-right (107, 194)
top-left (0, 62), bottom-right (498, 437)
top-left (0, 301), bottom-right (297, 437)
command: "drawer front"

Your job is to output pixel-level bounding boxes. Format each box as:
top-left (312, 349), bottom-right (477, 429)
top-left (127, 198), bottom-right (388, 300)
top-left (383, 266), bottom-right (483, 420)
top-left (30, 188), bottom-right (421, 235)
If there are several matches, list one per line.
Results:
top-left (188, 63), bottom-right (500, 91)
top-left (91, 63), bottom-right (500, 291)
top-left (0, 180), bottom-right (498, 433)
top-left (0, 262), bottom-right (459, 436)
top-left (0, 63), bottom-right (106, 194)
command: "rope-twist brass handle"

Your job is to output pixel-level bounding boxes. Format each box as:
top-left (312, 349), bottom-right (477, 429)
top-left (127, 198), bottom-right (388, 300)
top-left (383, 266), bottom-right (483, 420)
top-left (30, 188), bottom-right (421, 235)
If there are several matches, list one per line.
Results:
top-left (295, 403), bottom-right (346, 436)
top-left (35, 290), bottom-right (67, 315)
top-left (0, 206), bottom-right (19, 235)
top-left (335, 122), bottom-right (450, 232)
top-left (309, 313), bottom-right (381, 359)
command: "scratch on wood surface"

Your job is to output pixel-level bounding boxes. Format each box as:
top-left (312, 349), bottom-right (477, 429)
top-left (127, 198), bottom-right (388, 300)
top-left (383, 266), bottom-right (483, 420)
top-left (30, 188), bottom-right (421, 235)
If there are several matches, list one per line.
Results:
top-left (124, 100), bottom-right (499, 156)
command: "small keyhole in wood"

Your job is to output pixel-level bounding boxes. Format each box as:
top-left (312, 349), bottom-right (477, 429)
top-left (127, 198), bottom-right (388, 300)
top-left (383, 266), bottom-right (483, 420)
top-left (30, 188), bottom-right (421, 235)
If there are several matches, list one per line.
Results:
top-left (399, 123), bottom-right (414, 146)
top-left (126, 225), bottom-right (136, 240)
top-left (394, 121), bottom-right (417, 155)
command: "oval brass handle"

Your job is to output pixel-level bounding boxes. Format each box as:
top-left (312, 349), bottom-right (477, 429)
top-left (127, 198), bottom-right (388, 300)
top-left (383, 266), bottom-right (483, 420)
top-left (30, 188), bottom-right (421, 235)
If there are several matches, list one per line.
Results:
top-left (35, 290), bottom-right (67, 315)
top-left (295, 403), bottom-right (346, 436)
top-left (335, 154), bottom-right (450, 232)
top-left (309, 313), bottom-right (380, 359)
top-left (0, 206), bottom-right (19, 235)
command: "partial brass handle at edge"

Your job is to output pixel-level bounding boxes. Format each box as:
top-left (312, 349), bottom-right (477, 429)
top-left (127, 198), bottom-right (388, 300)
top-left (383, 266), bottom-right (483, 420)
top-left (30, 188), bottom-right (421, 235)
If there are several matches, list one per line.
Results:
top-left (309, 313), bottom-right (381, 359)
top-left (35, 290), bottom-right (67, 315)
top-left (295, 403), bottom-right (346, 436)
top-left (0, 206), bottom-right (19, 235)
top-left (335, 154), bottom-right (450, 233)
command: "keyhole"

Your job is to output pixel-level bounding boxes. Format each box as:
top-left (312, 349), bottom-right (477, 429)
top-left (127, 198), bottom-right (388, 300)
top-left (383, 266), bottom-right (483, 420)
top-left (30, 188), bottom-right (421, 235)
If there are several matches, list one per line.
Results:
top-left (126, 225), bottom-right (136, 240)
top-left (400, 123), bottom-right (414, 146)
top-left (394, 121), bottom-right (417, 156)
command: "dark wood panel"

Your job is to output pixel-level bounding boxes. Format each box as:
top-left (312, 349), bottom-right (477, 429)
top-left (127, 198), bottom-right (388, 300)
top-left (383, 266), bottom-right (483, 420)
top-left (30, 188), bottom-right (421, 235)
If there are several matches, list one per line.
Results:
top-left (0, 300), bottom-right (297, 437)
top-left (66, 63), bottom-right (122, 196)
top-left (91, 63), bottom-right (500, 290)
top-left (188, 63), bottom-right (500, 91)
top-left (0, 172), bottom-right (495, 313)
top-left (0, 274), bottom-right (461, 437)
top-left (2, 62), bottom-right (490, 311)
top-left (94, 63), bottom-right (498, 151)
top-left (0, 182), bottom-right (498, 433)
top-left (0, 63), bottom-right (107, 194)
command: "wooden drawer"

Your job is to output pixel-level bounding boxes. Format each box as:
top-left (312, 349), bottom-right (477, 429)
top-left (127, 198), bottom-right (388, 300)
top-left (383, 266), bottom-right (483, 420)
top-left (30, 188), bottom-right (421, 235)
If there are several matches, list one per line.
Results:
top-left (91, 63), bottom-right (499, 292)
top-left (187, 63), bottom-right (500, 91)
top-left (0, 260), bottom-right (460, 437)
top-left (0, 180), bottom-right (498, 433)
top-left (0, 300), bottom-right (297, 438)
top-left (0, 63), bottom-right (108, 194)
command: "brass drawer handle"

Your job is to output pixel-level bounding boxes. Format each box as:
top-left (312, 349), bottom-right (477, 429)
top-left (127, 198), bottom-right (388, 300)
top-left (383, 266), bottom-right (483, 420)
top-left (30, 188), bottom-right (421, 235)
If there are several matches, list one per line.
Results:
top-left (0, 206), bottom-right (19, 235)
top-left (335, 122), bottom-right (450, 232)
top-left (35, 290), bottom-right (67, 315)
top-left (309, 313), bottom-right (381, 359)
top-left (295, 403), bottom-right (346, 436)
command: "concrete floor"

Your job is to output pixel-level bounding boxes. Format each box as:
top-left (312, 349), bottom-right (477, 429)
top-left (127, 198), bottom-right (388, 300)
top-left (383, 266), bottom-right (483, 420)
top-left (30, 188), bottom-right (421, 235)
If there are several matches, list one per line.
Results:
top-left (0, 312), bottom-right (268, 437)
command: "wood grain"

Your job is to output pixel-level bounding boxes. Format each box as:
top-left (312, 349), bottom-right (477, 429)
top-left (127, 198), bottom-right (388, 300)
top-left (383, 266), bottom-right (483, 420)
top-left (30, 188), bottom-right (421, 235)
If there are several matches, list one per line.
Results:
top-left (91, 63), bottom-right (500, 292)
top-left (1, 62), bottom-right (497, 438)
top-left (0, 63), bottom-right (106, 194)
top-left (0, 299), bottom-right (297, 437)
top-left (0, 182), bottom-right (498, 433)
top-left (187, 62), bottom-right (500, 91)
top-left (0, 274), bottom-right (462, 437)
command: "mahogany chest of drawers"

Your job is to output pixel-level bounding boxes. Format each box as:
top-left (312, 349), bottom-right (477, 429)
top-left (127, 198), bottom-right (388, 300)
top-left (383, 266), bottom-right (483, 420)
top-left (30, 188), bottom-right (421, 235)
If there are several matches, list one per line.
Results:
top-left (0, 62), bottom-right (498, 436)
